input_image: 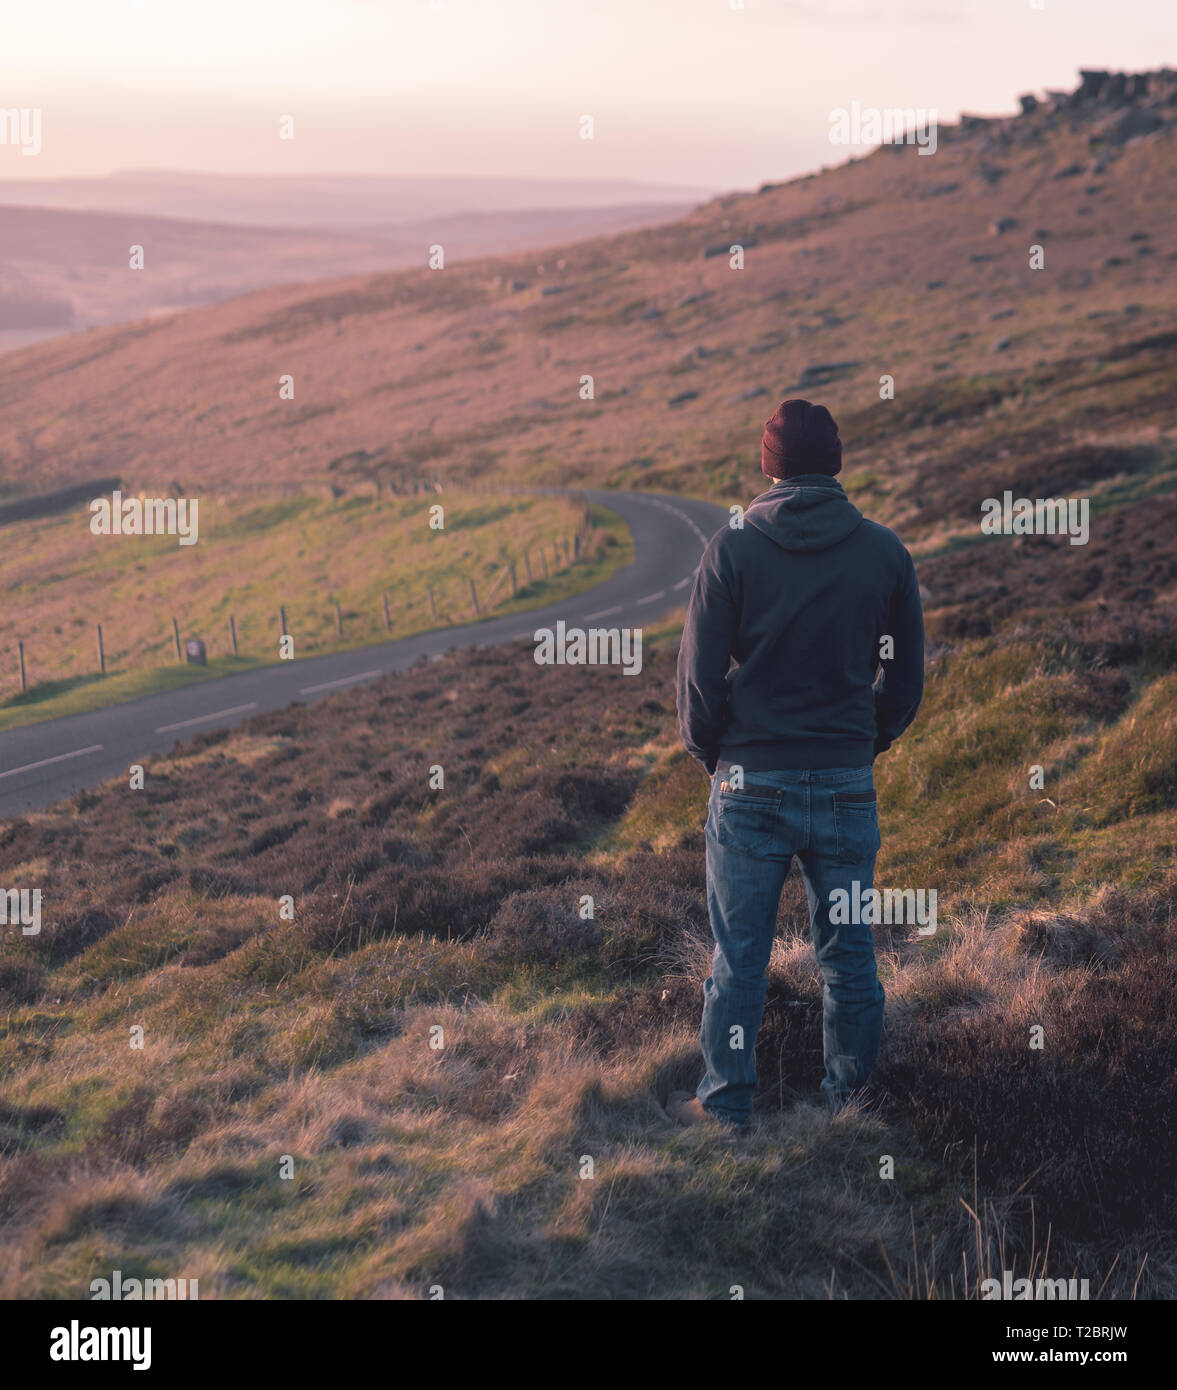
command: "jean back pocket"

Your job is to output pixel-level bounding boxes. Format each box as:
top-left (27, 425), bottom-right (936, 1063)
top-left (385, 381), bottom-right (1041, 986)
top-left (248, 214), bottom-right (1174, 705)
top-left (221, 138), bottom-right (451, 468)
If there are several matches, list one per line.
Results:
top-left (832, 788), bottom-right (881, 864)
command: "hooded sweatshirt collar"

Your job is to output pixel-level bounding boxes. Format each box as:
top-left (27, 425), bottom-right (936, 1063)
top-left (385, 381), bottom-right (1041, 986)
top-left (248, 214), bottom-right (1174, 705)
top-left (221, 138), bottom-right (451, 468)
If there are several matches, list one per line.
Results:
top-left (745, 474), bottom-right (864, 553)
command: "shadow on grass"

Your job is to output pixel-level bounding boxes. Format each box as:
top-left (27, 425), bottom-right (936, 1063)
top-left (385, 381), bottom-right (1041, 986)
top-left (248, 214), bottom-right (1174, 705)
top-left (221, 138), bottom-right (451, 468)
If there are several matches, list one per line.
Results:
top-left (3, 670), bottom-right (109, 709)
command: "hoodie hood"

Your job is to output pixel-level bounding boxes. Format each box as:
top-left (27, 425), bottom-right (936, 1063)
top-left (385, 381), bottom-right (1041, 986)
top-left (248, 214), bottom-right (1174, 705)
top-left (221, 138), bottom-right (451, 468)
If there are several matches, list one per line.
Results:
top-left (745, 474), bottom-right (864, 554)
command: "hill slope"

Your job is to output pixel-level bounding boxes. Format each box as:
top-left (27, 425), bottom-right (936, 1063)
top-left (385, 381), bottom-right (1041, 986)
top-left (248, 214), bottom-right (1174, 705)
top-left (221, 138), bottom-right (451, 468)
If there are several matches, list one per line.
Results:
top-left (1, 68), bottom-right (1174, 528)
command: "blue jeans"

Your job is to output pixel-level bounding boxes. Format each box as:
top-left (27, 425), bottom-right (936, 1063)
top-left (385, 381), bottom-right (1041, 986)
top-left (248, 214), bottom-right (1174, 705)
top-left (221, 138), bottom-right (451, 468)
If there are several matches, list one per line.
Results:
top-left (697, 765), bottom-right (885, 1125)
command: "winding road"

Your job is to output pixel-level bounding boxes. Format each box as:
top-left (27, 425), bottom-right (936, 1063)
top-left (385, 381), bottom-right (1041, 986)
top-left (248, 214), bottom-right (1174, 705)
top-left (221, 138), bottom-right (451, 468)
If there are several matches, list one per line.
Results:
top-left (0, 488), bottom-right (728, 818)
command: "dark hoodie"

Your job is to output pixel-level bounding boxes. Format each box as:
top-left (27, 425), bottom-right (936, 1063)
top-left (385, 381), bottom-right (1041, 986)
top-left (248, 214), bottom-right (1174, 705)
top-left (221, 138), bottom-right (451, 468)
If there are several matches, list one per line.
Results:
top-left (676, 475), bottom-right (924, 773)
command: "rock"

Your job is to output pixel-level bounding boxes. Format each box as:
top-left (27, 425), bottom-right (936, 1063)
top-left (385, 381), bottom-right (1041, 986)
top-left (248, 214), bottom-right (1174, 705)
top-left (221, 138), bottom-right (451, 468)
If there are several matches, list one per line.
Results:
top-left (642, 306), bottom-right (662, 319)
top-left (990, 216), bottom-right (1019, 235)
top-left (540, 284), bottom-right (569, 297)
top-left (1052, 162), bottom-right (1085, 179)
top-left (1123, 304), bottom-right (1142, 315)
top-left (1105, 73), bottom-right (1127, 102)
top-left (926, 279), bottom-right (945, 290)
top-left (798, 361), bottom-right (861, 386)
top-left (990, 308), bottom-right (1015, 321)
top-left (1077, 69), bottom-right (1109, 100)
top-left (1019, 94), bottom-right (1039, 114)
top-left (1108, 108), bottom-right (1165, 143)
top-left (668, 390), bottom-right (699, 406)
top-left (725, 387), bottom-right (768, 404)
top-left (922, 181), bottom-right (960, 198)
top-left (992, 337), bottom-right (1012, 352)
top-left (1128, 230), bottom-right (1151, 241)
top-left (511, 279), bottom-right (529, 292)
top-left (677, 292), bottom-right (710, 308)
top-left (703, 236), bottom-right (758, 258)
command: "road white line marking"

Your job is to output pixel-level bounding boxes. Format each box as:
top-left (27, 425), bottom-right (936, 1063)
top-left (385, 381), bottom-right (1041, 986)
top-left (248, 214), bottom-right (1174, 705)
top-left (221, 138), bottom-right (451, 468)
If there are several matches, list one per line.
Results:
top-left (636, 590), bottom-right (665, 605)
top-left (0, 744), bottom-right (104, 780)
top-left (585, 605), bottom-right (622, 620)
top-left (155, 703), bottom-right (257, 733)
top-left (642, 497), bottom-right (710, 546)
top-left (299, 670), bottom-right (382, 695)
top-left (673, 576), bottom-right (693, 590)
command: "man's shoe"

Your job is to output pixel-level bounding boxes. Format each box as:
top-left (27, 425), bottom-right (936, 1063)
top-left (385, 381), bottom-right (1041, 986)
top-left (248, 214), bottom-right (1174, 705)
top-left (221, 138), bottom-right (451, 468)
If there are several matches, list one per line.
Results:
top-left (667, 1090), bottom-right (742, 1131)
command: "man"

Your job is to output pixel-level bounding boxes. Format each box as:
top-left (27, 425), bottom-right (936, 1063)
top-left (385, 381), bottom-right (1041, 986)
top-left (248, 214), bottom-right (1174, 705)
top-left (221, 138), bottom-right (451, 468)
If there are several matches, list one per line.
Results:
top-left (670, 399), bottom-right (924, 1128)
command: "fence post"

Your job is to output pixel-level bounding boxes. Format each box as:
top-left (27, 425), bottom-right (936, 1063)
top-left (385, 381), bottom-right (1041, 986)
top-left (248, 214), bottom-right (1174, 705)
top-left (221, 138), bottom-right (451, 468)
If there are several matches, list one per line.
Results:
top-left (96, 623), bottom-right (106, 676)
top-left (382, 593), bottom-right (392, 632)
top-left (523, 552), bottom-right (532, 583)
top-left (172, 616), bottom-right (181, 661)
top-left (510, 560), bottom-right (517, 597)
top-left (229, 614), bottom-right (238, 655)
top-left (428, 586), bottom-right (438, 622)
top-left (469, 577), bottom-right (480, 616)
top-left (280, 605), bottom-right (288, 638)
top-left (335, 601), bottom-right (343, 637)
top-left (18, 639), bottom-right (26, 693)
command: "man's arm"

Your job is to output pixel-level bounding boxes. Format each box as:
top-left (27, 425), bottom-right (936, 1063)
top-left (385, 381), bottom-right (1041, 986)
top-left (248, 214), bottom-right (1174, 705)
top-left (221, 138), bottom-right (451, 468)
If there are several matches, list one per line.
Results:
top-left (676, 539), bottom-right (739, 775)
top-left (874, 548), bottom-right (925, 756)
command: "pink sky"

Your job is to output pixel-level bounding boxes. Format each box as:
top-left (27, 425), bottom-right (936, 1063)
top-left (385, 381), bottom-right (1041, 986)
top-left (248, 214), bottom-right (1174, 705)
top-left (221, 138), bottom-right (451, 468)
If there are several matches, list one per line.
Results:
top-left (1, 0), bottom-right (1172, 189)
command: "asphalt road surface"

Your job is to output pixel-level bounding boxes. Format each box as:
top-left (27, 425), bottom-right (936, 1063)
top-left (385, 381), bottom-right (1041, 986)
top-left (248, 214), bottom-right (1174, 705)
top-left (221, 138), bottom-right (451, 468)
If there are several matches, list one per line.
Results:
top-left (0, 488), bottom-right (728, 818)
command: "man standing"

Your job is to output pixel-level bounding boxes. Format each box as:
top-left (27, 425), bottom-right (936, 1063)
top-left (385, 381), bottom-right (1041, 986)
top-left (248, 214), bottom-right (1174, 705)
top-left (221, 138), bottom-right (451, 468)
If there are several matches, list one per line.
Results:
top-left (671, 399), bottom-right (924, 1128)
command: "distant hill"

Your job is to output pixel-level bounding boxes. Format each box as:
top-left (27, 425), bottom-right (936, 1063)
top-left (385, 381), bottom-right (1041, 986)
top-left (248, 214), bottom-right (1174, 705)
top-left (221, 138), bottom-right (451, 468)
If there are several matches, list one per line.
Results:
top-left (0, 169), bottom-right (710, 228)
top-left (0, 199), bottom-right (698, 351)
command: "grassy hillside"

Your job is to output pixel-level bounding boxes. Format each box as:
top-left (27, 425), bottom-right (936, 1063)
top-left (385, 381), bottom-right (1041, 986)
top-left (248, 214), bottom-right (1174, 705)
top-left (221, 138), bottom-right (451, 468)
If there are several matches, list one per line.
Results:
top-left (0, 490), bottom-right (629, 731)
top-left (0, 587), bottom-right (1173, 1297)
top-left (1, 72), bottom-right (1174, 533)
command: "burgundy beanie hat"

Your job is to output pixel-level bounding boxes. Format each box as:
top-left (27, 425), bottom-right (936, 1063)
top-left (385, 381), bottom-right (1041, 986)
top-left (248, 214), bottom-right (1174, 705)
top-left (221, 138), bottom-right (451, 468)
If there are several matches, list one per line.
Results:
top-left (761, 398), bottom-right (843, 479)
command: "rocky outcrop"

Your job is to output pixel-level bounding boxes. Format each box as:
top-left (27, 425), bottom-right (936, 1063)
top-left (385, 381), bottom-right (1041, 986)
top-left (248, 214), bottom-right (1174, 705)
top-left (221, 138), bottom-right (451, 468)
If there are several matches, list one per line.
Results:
top-left (941, 69), bottom-right (1177, 152)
